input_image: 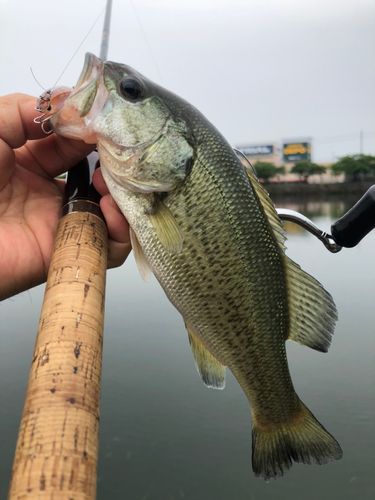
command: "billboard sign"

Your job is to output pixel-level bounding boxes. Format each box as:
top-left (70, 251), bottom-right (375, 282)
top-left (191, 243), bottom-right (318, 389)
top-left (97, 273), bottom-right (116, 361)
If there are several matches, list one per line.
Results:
top-left (283, 142), bottom-right (311, 162)
top-left (236, 145), bottom-right (274, 156)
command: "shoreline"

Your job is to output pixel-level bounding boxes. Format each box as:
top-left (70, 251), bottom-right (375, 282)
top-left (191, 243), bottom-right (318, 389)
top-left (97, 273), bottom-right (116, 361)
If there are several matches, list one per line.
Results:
top-left (263, 180), bottom-right (375, 198)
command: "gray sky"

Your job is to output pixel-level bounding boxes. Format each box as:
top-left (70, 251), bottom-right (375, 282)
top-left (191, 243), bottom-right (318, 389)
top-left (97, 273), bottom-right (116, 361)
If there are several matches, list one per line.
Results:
top-left (1, 0), bottom-right (374, 162)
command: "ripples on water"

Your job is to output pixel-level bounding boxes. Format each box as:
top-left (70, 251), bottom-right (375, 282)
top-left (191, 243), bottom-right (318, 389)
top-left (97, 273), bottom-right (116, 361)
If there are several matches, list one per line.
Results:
top-left (1, 198), bottom-right (374, 499)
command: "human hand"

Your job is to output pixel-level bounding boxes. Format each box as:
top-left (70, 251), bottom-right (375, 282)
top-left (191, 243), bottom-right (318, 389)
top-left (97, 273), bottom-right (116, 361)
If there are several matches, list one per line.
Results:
top-left (0, 93), bottom-right (131, 301)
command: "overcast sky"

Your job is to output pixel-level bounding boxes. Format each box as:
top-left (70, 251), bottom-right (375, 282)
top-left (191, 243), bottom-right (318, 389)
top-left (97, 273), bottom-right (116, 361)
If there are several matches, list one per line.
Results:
top-left (1, 0), bottom-right (374, 162)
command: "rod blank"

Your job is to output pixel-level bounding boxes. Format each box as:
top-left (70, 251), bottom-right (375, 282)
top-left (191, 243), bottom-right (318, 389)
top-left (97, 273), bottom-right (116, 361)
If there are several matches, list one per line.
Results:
top-left (100, 0), bottom-right (113, 61)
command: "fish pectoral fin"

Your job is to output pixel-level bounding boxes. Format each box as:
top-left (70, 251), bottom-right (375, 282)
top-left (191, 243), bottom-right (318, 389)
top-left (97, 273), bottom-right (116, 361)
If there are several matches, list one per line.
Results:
top-left (285, 256), bottom-right (337, 352)
top-left (148, 202), bottom-right (183, 254)
top-left (129, 227), bottom-right (152, 282)
top-left (185, 322), bottom-right (226, 390)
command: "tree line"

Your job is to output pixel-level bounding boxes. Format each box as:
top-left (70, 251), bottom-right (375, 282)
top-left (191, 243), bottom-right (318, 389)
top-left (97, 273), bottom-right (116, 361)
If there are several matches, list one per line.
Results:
top-left (250, 154), bottom-right (375, 183)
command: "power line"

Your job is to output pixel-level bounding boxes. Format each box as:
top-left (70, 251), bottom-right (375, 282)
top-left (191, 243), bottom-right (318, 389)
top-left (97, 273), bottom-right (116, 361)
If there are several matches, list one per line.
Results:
top-left (313, 132), bottom-right (375, 144)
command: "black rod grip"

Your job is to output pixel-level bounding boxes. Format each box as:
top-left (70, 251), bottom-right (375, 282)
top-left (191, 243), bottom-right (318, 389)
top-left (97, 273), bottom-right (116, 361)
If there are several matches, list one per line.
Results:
top-left (63, 151), bottom-right (101, 205)
top-left (62, 151), bottom-right (104, 221)
top-left (331, 185), bottom-right (375, 248)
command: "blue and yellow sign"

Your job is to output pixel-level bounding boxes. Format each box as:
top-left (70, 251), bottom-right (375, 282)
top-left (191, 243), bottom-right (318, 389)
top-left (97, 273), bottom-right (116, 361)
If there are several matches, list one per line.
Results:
top-left (237, 145), bottom-right (274, 156)
top-left (283, 142), bottom-right (311, 162)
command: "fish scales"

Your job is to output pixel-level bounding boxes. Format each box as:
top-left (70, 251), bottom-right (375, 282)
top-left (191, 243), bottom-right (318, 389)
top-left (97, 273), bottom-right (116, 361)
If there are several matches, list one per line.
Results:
top-left (49, 52), bottom-right (342, 480)
top-left (157, 108), bottom-right (296, 422)
top-left (100, 139), bottom-right (315, 463)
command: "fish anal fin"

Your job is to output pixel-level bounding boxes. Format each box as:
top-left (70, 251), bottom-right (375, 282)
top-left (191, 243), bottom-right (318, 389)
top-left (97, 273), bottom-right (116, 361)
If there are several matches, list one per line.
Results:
top-left (129, 227), bottom-right (152, 282)
top-left (285, 256), bottom-right (338, 352)
top-left (252, 400), bottom-right (342, 480)
top-left (185, 322), bottom-right (226, 390)
top-left (149, 202), bottom-right (183, 254)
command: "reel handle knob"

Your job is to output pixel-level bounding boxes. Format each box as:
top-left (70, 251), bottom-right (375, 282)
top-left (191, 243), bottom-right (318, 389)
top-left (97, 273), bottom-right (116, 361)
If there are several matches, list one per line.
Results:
top-left (331, 185), bottom-right (375, 248)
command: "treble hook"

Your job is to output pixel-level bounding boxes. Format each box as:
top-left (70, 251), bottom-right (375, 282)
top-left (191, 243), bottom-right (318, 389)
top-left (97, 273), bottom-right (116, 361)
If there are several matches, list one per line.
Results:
top-left (34, 90), bottom-right (53, 134)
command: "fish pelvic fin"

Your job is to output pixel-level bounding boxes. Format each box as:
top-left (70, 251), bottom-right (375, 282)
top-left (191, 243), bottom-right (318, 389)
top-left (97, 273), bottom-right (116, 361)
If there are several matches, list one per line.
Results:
top-left (185, 322), bottom-right (226, 390)
top-left (130, 227), bottom-right (152, 282)
top-left (252, 400), bottom-right (343, 481)
top-left (243, 160), bottom-right (337, 352)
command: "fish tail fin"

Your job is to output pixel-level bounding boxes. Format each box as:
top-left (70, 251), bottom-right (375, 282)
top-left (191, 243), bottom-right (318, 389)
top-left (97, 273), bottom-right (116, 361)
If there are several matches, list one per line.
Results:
top-left (252, 401), bottom-right (342, 480)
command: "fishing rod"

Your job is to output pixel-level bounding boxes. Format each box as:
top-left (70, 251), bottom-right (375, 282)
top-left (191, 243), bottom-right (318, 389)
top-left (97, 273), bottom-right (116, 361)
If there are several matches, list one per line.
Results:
top-left (8, 2), bottom-right (113, 499)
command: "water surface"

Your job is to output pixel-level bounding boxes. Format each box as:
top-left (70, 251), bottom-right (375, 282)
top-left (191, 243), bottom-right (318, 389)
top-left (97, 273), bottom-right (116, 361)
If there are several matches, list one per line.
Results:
top-left (1, 198), bottom-right (374, 499)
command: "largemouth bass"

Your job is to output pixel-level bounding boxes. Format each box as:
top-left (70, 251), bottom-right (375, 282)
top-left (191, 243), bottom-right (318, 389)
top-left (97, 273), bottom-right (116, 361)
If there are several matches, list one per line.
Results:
top-left (48, 53), bottom-right (342, 480)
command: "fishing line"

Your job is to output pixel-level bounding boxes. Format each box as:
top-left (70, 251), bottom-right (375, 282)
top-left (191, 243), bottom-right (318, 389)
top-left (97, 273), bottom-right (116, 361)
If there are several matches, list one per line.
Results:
top-left (34, 6), bottom-right (106, 134)
top-left (30, 67), bottom-right (47, 91)
top-left (52, 6), bottom-right (106, 89)
top-left (31, 7), bottom-right (106, 93)
top-left (129, 0), bottom-right (164, 85)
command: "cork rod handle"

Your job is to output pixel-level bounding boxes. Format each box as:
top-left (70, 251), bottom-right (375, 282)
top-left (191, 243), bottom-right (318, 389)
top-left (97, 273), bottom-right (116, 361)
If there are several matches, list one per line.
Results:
top-left (8, 207), bottom-right (108, 500)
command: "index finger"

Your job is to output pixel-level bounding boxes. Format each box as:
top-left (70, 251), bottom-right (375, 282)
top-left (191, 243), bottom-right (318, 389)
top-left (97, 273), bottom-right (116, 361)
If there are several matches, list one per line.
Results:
top-left (0, 93), bottom-right (51, 148)
top-left (1, 93), bottom-right (95, 178)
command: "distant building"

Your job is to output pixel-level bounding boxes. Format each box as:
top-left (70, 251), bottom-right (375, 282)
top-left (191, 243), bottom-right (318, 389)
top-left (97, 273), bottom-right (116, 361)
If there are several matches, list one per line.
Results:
top-left (235, 144), bottom-right (281, 166)
top-left (235, 139), bottom-right (341, 183)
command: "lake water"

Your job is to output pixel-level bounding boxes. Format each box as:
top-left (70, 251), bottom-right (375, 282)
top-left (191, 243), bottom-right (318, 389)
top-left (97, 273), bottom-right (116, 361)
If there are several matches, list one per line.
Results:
top-left (1, 197), bottom-right (374, 499)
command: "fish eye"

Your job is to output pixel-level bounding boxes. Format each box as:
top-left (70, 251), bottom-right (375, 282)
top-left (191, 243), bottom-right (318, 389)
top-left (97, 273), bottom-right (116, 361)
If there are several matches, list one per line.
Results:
top-left (120, 78), bottom-right (143, 99)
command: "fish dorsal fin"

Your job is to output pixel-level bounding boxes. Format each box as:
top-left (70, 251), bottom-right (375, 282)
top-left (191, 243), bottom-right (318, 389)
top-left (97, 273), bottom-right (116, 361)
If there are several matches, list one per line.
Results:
top-left (243, 163), bottom-right (286, 251)
top-left (284, 256), bottom-right (337, 352)
top-left (244, 163), bottom-right (337, 352)
top-left (185, 322), bottom-right (226, 390)
top-left (148, 202), bottom-right (183, 254)
top-left (129, 227), bottom-right (152, 282)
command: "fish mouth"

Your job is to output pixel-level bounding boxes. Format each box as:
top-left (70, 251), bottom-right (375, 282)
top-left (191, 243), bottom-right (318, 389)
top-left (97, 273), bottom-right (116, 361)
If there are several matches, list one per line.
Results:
top-left (50, 53), bottom-right (107, 142)
top-left (49, 53), bottom-right (177, 193)
top-left (71, 52), bottom-right (104, 97)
